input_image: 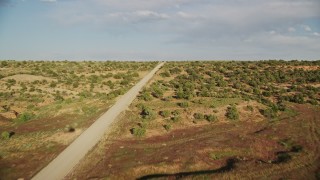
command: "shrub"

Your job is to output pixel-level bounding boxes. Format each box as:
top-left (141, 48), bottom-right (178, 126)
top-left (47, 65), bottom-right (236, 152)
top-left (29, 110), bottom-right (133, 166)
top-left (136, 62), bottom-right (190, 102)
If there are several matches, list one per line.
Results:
top-left (171, 115), bottom-right (181, 123)
top-left (151, 86), bottom-right (163, 98)
top-left (160, 110), bottom-right (170, 118)
top-left (290, 94), bottom-right (304, 104)
top-left (1, 131), bottom-right (10, 139)
top-left (132, 127), bottom-right (146, 137)
top-left (261, 108), bottom-right (277, 119)
top-left (7, 79), bottom-right (16, 85)
top-left (50, 81), bottom-right (57, 88)
top-left (210, 104), bottom-right (216, 108)
top-left (176, 89), bottom-right (193, 100)
top-left (226, 104), bottom-right (239, 120)
top-left (73, 82), bottom-right (79, 88)
top-left (64, 125), bottom-right (75, 132)
top-left (205, 114), bottom-right (217, 122)
top-left (169, 67), bottom-right (181, 74)
top-left (291, 145), bottom-right (303, 152)
top-left (178, 102), bottom-right (189, 108)
top-left (17, 112), bottom-right (35, 123)
top-left (212, 109), bottom-right (218, 113)
top-left (79, 90), bottom-right (92, 98)
top-left (274, 152), bottom-right (291, 163)
top-left (262, 91), bottom-right (271, 97)
top-left (141, 106), bottom-right (155, 120)
top-left (54, 94), bottom-right (64, 101)
top-left (140, 91), bottom-right (152, 101)
top-left (172, 110), bottom-right (180, 116)
top-left (246, 105), bottom-right (254, 112)
top-left (307, 99), bottom-right (318, 105)
top-left (164, 124), bottom-right (171, 131)
top-left (160, 71), bottom-right (171, 77)
top-left (82, 106), bottom-right (97, 115)
top-left (120, 79), bottom-right (129, 85)
top-left (194, 113), bottom-right (204, 120)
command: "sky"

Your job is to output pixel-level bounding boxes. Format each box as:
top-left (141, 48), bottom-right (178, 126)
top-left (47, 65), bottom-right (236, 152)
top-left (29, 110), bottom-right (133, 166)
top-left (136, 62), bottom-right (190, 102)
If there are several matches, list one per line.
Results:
top-left (0, 0), bottom-right (320, 61)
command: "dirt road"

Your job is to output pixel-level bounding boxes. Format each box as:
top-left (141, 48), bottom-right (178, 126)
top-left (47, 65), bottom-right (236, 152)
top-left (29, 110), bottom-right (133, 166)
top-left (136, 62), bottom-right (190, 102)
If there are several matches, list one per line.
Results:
top-left (32, 62), bottom-right (164, 180)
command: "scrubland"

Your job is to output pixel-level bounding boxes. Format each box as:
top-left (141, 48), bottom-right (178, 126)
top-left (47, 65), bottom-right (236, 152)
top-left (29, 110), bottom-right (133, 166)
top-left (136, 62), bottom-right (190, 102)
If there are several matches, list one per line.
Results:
top-left (67, 60), bottom-right (320, 179)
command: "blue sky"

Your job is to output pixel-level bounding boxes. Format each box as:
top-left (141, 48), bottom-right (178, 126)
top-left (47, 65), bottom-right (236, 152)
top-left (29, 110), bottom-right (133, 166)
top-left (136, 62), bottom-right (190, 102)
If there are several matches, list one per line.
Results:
top-left (0, 0), bottom-right (320, 60)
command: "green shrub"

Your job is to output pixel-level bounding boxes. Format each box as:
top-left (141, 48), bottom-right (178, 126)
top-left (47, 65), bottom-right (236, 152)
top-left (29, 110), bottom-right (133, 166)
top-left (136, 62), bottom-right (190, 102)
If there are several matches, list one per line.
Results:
top-left (160, 71), bottom-right (171, 77)
top-left (164, 124), bottom-right (171, 131)
top-left (120, 79), bottom-right (130, 85)
top-left (194, 113), bottom-right (204, 120)
top-left (50, 81), bottom-right (57, 88)
top-left (262, 91), bottom-right (271, 97)
top-left (17, 112), bottom-right (35, 123)
top-left (82, 106), bottom-right (97, 115)
top-left (210, 104), bottom-right (216, 108)
top-left (246, 105), bottom-right (254, 112)
top-left (274, 152), bottom-right (291, 163)
top-left (307, 99), bottom-right (318, 105)
top-left (176, 89), bottom-right (193, 100)
top-left (172, 110), bottom-right (180, 116)
top-left (171, 115), bottom-right (181, 122)
top-left (140, 91), bottom-right (152, 101)
top-left (73, 82), bottom-right (79, 88)
top-left (141, 106), bottom-right (155, 120)
top-left (151, 86), bottom-right (163, 98)
top-left (261, 108), bottom-right (277, 119)
top-left (205, 114), bottom-right (217, 122)
top-left (79, 90), bottom-right (92, 98)
top-left (226, 104), bottom-right (239, 120)
top-left (178, 102), bottom-right (189, 108)
top-left (1, 131), bottom-right (10, 140)
top-left (132, 127), bottom-right (146, 137)
top-left (291, 145), bottom-right (303, 152)
top-left (160, 110), bottom-right (170, 118)
top-left (7, 79), bottom-right (16, 85)
top-left (290, 94), bottom-right (304, 104)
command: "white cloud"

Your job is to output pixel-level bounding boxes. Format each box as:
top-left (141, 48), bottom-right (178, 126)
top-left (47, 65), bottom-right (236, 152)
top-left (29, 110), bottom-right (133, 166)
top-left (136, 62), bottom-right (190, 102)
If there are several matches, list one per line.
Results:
top-left (40, 0), bottom-right (57, 2)
top-left (313, 32), bottom-right (320, 37)
top-left (41, 0), bottom-right (320, 60)
top-left (288, 27), bottom-right (296, 32)
top-left (302, 25), bottom-right (312, 31)
top-left (269, 30), bottom-right (276, 35)
top-left (134, 10), bottom-right (169, 19)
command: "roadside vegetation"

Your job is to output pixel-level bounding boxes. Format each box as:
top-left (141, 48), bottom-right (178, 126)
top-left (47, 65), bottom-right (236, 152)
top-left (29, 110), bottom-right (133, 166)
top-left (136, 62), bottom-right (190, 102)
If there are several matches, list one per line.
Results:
top-left (1, 60), bottom-right (320, 179)
top-left (123, 60), bottom-right (320, 137)
top-left (0, 60), bottom-right (157, 179)
top-left (68, 60), bottom-right (320, 180)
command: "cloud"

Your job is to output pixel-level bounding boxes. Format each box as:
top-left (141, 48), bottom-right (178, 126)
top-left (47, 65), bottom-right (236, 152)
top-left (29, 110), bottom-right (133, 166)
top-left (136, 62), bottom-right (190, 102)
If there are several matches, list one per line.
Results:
top-left (40, 0), bottom-right (57, 2)
top-left (4, 0), bottom-right (319, 60)
top-left (176, 11), bottom-right (203, 20)
top-left (288, 27), bottom-right (296, 32)
top-left (313, 32), bottom-right (320, 37)
top-left (302, 25), bottom-right (312, 31)
top-left (131, 10), bottom-right (169, 22)
top-left (93, 0), bottom-right (193, 11)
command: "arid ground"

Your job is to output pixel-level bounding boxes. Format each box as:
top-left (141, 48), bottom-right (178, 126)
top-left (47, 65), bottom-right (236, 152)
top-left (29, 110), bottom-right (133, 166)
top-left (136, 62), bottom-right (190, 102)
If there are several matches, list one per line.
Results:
top-left (1, 60), bottom-right (319, 179)
top-left (67, 61), bottom-right (320, 179)
top-left (0, 61), bottom-right (157, 179)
